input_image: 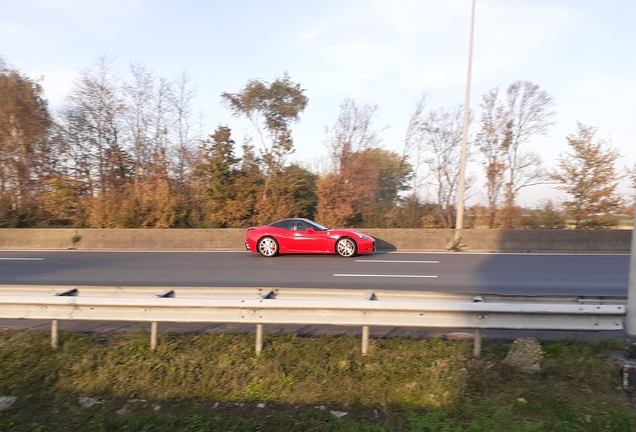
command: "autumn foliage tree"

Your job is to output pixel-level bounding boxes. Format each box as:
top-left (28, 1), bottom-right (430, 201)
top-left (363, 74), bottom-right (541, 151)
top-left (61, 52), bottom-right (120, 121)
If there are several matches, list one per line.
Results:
top-left (221, 74), bottom-right (309, 223)
top-left (3, 52), bottom-right (634, 230)
top-left (39, 176), bottom-right (86, 226)
top-left (359, 148), bottom-right (413, 227)
top-left (316, 100), bottom-right (382, 227)
top-left (53, 57), bottom-right (208, 228)
top-left (0, 60), bottom-right (54, 225)
top-left (550, 123), bottom-right (623, 228)
top-left (316, 156), bottom-right (377, 228)
top-left (316, 99), bottom-right (411, 228)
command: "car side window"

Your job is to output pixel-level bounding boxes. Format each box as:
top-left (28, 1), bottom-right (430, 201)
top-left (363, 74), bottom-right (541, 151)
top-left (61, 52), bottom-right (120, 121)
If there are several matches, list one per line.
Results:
top-left (269, 220), bottom-right (311, 231)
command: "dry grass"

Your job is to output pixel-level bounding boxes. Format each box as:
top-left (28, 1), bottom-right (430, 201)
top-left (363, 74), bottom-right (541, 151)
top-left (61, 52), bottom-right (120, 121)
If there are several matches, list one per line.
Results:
top-left (0, 330), bottom-right (634, 431)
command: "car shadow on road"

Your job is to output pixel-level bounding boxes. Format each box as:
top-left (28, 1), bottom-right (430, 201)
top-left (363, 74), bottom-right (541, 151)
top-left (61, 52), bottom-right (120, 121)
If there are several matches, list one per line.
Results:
top-left (371, 236), bottom-right (397, 252)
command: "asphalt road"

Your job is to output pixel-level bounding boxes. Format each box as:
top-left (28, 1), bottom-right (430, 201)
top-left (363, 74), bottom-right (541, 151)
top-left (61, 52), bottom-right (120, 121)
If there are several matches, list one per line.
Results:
top-left (0, 250), bottom-right (630, 297)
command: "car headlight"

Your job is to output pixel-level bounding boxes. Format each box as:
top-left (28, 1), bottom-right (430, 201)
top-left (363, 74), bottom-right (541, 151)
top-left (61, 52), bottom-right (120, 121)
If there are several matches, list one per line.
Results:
top-left (354, 232), bottom-right (373, 240)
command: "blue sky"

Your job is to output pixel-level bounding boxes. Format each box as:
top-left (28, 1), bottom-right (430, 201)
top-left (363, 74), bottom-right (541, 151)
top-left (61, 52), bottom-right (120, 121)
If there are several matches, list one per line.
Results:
top-left (2, 0), bottom-right (635, 206)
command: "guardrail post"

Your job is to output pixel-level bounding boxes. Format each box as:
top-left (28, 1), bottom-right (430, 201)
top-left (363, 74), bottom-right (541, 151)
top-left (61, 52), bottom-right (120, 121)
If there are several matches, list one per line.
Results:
top-left (255, 324), bottom-right (263, 355)
top-left (473, 329), bottom-right (482, 358)
top-left (51, 320), bottom-right (59, 348)
top-left (150, 322), bottom-right (158, 351)
top-left (362, 326), bottom-right (370, 355)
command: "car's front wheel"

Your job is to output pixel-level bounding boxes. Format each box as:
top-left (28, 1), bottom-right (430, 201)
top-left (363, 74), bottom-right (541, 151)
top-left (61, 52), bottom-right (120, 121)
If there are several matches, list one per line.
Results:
top-left (336, 237), bottom-right (357, 257)
top-left (258, 236), bottom-right (279, 257)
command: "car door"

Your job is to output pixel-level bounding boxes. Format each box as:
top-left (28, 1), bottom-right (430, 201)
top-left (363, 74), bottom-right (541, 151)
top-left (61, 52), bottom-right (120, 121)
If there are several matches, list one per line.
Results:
top-left (286, 221), bottom-right (328, 252)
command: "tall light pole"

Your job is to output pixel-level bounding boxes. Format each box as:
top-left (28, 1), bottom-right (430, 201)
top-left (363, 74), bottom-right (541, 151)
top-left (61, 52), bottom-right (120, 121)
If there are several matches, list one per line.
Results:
top-left (627, 192), bottom-right (636, 338)
top-left (454, 0), bottom-right (476, 241)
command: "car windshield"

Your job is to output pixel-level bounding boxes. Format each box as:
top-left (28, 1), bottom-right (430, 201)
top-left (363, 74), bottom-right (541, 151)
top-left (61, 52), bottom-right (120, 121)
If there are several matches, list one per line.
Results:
top-left (306, 220), bottom-right (329, 231)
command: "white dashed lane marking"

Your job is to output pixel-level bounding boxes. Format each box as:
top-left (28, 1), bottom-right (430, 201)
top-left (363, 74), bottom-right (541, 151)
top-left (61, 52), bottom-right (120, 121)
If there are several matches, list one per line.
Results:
top-left (0, 258), bottom-right (44, 261)
top-left (333, 274), bottom-right (438, 278)
top-left (354, 260), bottom-right (439, 264)
top-left (333, 258), bottom-right (441, 278)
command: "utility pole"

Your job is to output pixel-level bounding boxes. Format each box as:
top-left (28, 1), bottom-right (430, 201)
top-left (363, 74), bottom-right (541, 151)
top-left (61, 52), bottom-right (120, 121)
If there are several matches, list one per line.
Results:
top-left (619, 191), bottom-right (636, 391)
top-left (454, 0), bottom-right (475, 241)
top-left (627, 192), bottom-right (636, 337)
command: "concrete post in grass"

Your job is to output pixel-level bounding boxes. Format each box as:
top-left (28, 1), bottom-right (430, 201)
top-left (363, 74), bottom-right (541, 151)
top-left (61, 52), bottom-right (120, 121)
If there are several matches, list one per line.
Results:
top-left (615, 191), bottom-right (636, 389)
top-left (256, 324), bottom-right (264, 355)
top-left (51, 320), bottom-right (59, 348)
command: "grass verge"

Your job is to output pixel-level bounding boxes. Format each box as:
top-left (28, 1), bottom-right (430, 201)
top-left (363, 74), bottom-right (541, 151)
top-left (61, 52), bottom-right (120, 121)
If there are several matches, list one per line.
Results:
top-left (0, 329), bottom-right (634, 431)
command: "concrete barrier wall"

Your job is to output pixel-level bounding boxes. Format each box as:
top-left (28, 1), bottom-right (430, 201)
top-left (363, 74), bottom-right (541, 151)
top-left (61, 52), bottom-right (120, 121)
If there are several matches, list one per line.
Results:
top-left (364, 229), bottom-right (632, 252)
top-left (0, 229), bottom-right (246, 251)
top-left (0, 228), bottom-right (631, 252)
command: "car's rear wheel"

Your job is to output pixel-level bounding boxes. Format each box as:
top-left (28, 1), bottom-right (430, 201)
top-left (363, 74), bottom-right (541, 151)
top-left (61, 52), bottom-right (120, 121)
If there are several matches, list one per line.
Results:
top-left (258, 236), bottom-right (279, 257)
top-left (336, 237), bottom-right (357, 257)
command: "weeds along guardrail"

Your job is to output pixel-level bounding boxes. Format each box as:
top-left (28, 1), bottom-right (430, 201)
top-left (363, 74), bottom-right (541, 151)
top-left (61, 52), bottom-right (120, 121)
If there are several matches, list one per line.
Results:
top-left (0, 285), bottom-right (626, 357)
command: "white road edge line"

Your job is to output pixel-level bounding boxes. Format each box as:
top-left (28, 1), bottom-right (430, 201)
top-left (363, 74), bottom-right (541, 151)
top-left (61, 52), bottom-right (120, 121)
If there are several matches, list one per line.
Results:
top-left (0, 250), bottom-right (628, 256)
top-left (355, 260), bottom-right (439, 263)
top-left (334, 274), bottom-right (438, 278)
top-left (383, 251), bottom-right (630, 256)
top-left (0, 250), bottom-right (249, 253)
top-left (0, 258), bottom-right (44, 261)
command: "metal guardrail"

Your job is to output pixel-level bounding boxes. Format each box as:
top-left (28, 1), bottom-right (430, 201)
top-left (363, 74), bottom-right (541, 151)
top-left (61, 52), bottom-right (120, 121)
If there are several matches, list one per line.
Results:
top-left (0, 285), bottom-right (626, 357)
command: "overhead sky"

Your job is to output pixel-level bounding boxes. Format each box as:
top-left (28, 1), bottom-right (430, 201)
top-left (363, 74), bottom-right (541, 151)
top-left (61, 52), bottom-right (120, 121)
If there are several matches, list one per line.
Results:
top-left (2, 0), bottom-right (635, 207)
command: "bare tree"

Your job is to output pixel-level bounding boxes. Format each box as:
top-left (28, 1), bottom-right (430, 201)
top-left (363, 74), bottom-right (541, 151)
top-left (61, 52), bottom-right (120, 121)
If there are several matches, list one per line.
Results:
top-left (61, 56), bottom-right (127, 195)
top-left (122, 64), bottom-right (180, 190)
top-left (476, 88), bottom-right (508, 227)
top-left (123, 63), bottom-right (155, 193)
top-left (502, 81), bottom-right (555, 223)
top-left (400, 94), bottom-right (428, 198)
top-left (476, 81), bottom-right (555, 227)
top-left (626, 163), bottom-right (636, 191)
top-left (324, 98), bottom-right (385, 172)
top-left (148, 76), bottom-right (173, 178)
top-left (551, 123), bottom-right (622, 228)
top-left (167, 71), bottom-right (199, 183)
top-left (420, 105), bottom-right (474, 228)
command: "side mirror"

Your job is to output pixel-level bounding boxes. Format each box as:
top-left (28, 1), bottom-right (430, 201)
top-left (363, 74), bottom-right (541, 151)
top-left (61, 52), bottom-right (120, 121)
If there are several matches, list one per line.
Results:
top-left (306, 227), bottom-right (315, 233)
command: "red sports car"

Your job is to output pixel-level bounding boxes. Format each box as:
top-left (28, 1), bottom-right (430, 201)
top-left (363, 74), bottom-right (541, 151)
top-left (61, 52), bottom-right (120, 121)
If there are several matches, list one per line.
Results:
top-left (245, 218), bottom-right (376, 257)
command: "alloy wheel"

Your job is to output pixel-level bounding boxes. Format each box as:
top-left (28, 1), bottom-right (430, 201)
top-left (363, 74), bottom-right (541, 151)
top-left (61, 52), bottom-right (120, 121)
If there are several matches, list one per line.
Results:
top-left (258, 237), bottom-right (278, 257)
top-left (336, 238), bottom-right (356, 257)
